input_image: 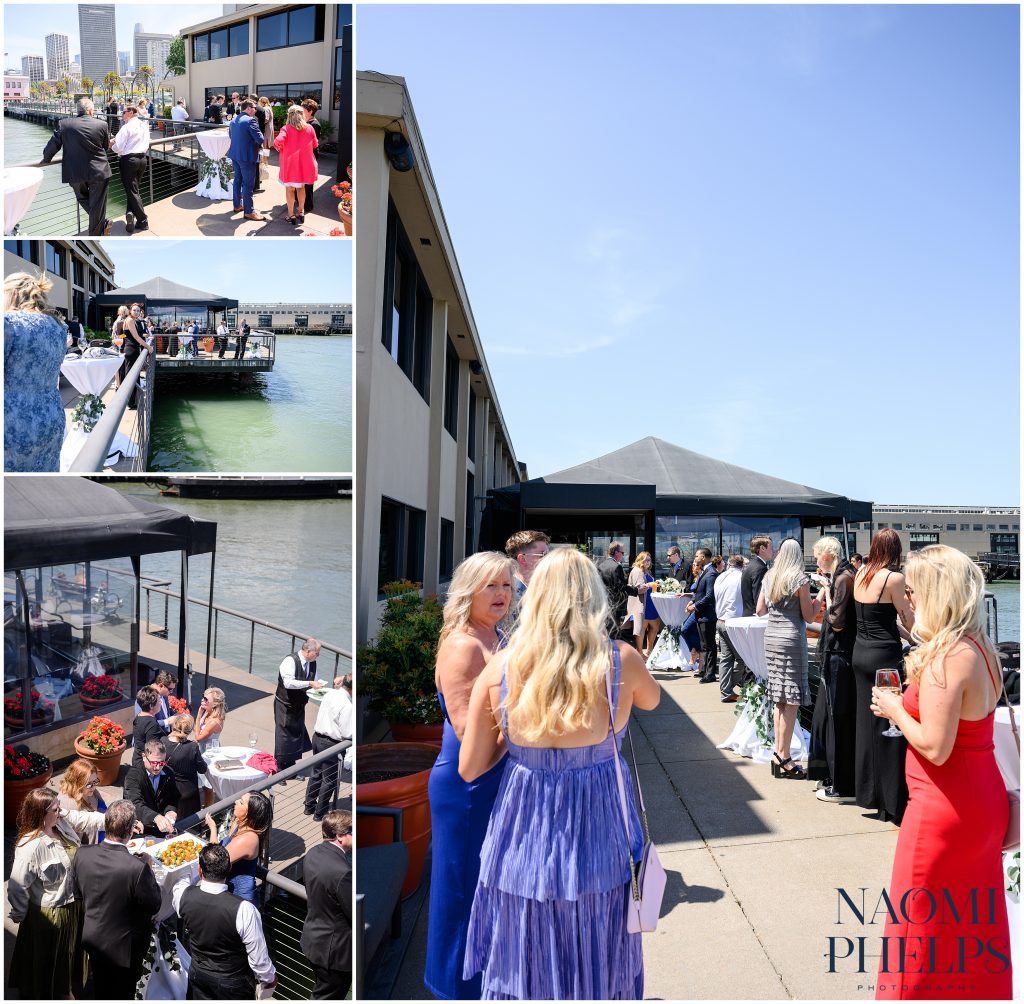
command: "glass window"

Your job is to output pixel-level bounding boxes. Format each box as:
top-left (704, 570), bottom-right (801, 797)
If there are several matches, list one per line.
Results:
top-left (4, 240), bottom-right (40, 265)
top-left (333, 45), bottom-right (344, 110)
top-left (378, 498), bottom-right (426, 593)
top-left (892, 523), bottom-right (903, 531)
top-left (257, 314), bottom-right (272, 327)
top-left (960, 524), bottom-right (970, 531)
top-left (44, 242), bottom-right (65, 278)
top-left (991, 533), bottom-right (1018, 554)
top-left (717, 517), bottom-right (801, 582)
top-left (229, 23), bottom-right (249, 56)
top-left (337, 4), bottom-right (352, 37)
top-left (210, 28), bottom-right (229, 60)
top-left (974, 524), bottom-right (983, 532)
top-left (440, 519), bottom-right (455, 581)
top-left (72, 258), bottom-right (84, 286)
top-left (443, 339), bottom-right (459, 439)
top-left (986, 524), bottom-right (996, 531)
top-left (288, 5), bottom-right (316, 45)
top-left (193, 33), bottom-right (209, 62)
top-left (294, 315), bottom-right (308, 327)
top-left (467, 389), bottom-right (476, 461)
top-left (257, 11), bottom-right (288, 50)
top-left (946, 523), bottom-right (956, 532)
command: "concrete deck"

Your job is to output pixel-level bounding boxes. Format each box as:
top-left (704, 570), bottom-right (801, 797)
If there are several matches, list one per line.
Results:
top-left (369, 667), bottom-right (901, 1001)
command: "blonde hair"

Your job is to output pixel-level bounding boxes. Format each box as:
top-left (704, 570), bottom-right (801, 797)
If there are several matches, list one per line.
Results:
top-left (170, 712), bottom-right (195, 737)
top-left (439, 551), bottom-right (517, 643)
top-left (766, 539), bottom-right (806, 605)
top-left (286, 105), bottom-right (306, 130)
top-left (58, 758), bottom-right (97, 806)
top-left (4, 271), bottom-right (52, 312)
top-left (813, 536), bottom-right (843, 563)
top-left (503, 549), bottom-right (611, 742)
top-left (258, 95), bottom-right (271, 107)
top-left (203, 687), bottom-right (227, 720)
top-left (903, 545), bottom-right (997, 685)
top-left (632, 551), bottom-right (652, 570)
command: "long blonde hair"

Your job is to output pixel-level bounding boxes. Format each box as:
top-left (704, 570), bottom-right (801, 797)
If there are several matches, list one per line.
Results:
top-left (903, 545), bottom-right (997, 685)
top-left (4, 271), bottom-right (52, 312)
top-left (286, 104), bottom-right (306, 130)
top-left (439, 551), bottom-right (517, 643)
top-left (503, 549), bottom-right (611, 742)
top-left (766, 539), bottom-right (805, 605)
top-left (203, 686), bottom-right (227, 720)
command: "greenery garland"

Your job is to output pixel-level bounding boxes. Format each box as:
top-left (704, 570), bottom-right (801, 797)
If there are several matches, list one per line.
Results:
top-left (736, 677), bottom-right (774, 747)
top-left (135, 918), bottom-right (183, 999)
top-left (199, 153), bottom-right (234, 192)
top-left (71, 393), bottom-right (104, 432)
top-left (1006, 851), bottom-right (1020, 898)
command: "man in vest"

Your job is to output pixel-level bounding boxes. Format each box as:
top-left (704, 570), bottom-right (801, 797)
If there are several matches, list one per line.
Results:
top-left (173, 843), bottom-right (276, 998)
top-left (274, 637), bottom-right (326, 772)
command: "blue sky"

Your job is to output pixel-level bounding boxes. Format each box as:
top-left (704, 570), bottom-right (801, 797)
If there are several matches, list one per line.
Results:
top-left (98, 240), bottom-right (352, 302)
top-left (358, 4), bottom-right (1020, 506)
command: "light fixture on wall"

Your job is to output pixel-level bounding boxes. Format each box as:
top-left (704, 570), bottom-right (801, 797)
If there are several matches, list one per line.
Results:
top-left (384, 131), bottom-right (415, 172)
top-left (469, 360), bottom-right (483, 375)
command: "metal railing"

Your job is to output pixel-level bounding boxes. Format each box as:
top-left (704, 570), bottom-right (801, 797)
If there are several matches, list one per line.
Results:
top-left (155, 330), bottom-right (277, 370)
top-left (67, 347), bottom-right (154, 472)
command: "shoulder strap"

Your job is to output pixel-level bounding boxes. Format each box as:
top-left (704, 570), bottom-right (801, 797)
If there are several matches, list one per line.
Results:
top-left (964, 636), bottom-right (1019, 748)
top-left (499, 658), bottom-right (510, 736)
top-left (874, 570), bottom-right (892, 602)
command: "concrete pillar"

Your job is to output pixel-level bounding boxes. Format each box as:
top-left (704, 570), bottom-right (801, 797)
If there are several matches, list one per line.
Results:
top-left (422, 297), bottom-right (448, 595)
top-left (453, 360), bottom-right (470, 565)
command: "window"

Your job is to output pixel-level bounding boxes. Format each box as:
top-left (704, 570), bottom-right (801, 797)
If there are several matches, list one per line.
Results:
top-left (974, 524), bottom-right (983, 532)
top-left (72, 257), bottom-right (84, 286)
top-left (4, 240), bottom-right (40, 266)
top-left (378, 497), bottom-right (425, 592)
top-left (210, 28), bottom-right (229, 60)
top-left (337, 3), bottom-right (352, 37)
top-left (45, 242), bottom-right (65, 278)
top-left (891, 523), bottom-right (903, 531)
top-left (465, 472), bottom-right (475, 556)
top-left (294, 315), bottom-right (308, 327)
top-left (990, 533), bottom-right (1018, 555)
top-left (877, 522), bottom-right (888, 529)
top-left (205, 85), bottom-right (247, 106)
top-left (229, 23), bottom-right (249, 56)
top-left (440, 519), bottom-right (455, 580)
top-left (257, 5), bottom-right (324, 50)
top-left (193, 33), bottom-right (210, 62)
top-left (257, 82), bottom-right (323, 107)
top-left (193, 21), bottom-right (248, 62)
top-left (72, 289), bottom-right (86, 323)
top-left (88, 271), bottom-right (97, 293)
top-left (909, 532), bottom-right (939, 550)
top-left (467, 389), bottom-right (477, 461)
top-left (960, 524), bottom-right (970, 532)
top-left (999, 524), bottom-right (1009, 531)
top-left (333, 41), bottom-right (344, 110)
top-left (443, 339), bottom-right (459, 439)
top-left (986, 524), bottom-right (996, 531)
top-left (849, 523), bottom-right (859, 530)
top-left (257, 314), bottom-right (272, 327)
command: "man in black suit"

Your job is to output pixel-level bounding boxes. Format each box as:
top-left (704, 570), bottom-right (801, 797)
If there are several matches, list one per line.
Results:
top-left (71, 800), bottom-right (162, 999)
top-left (666, 544), bottom-right (687, 582)
top-left (740, 534), bottom-right (775, 616)
top-left (123, 737), bottom-right (181, 835)
top-left (688, 550), bottom-right (720, 683)
top-left (301, 809), bottom-right (352, 998)
top-left (41, 97), bottom-right (112, 236)
top-left (595, 541), bottom-right (647, 641)
top-left (301, 99), bottom-right (322, 214)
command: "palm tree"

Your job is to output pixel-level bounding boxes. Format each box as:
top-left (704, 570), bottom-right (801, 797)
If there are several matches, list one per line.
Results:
top-left (102, 71), bottom-right (120, 105)
top-left (135, 64), bottom-right (155, 107)
top-left (81, 76), bottom-right (93, 96)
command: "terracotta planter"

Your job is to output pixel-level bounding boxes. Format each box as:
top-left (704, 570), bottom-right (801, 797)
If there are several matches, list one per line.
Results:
top-left (80, 693), bottom-right (122, 711)
top-left (73, 737), bottom-right (127, 786)
top-left (390, 721), bottom-right (443, 745)
top-left (356, 742), bottom-right (440, 897)
top-left (339, 209), bottom-right (352, 236)
top-left (5, 767), bottom-right (53, 823)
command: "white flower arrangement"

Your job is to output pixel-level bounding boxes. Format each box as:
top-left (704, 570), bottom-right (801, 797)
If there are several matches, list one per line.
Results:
top-left (71, 393), bottom-right (105, 432)
top-left (654, 577), bottom-right (684, 595)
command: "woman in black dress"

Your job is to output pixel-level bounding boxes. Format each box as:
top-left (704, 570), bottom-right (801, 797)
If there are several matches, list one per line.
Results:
top-left (131, 685), bottom-right (166, 768)
top-left (165, 713), bottom-right (208, 819)
top-left (851, 529), bottom-right (915, 823)
top-left (121, 303), bottom-right (148, 409)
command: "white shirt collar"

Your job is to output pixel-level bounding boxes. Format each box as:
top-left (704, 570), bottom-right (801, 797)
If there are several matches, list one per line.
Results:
top-left (198, 879), bottom-right (229, 893)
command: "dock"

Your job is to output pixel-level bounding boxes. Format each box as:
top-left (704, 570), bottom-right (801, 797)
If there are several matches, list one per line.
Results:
top-left (159, 476), bottom-right (352, 499)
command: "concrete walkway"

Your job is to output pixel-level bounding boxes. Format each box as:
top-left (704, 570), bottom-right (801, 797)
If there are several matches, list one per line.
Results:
top-left (373, 667), bottom-right (901, 1000)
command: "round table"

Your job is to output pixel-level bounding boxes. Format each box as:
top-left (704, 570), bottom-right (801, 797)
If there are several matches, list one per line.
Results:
top-left (4, 166), bottom-right (44, 234)
top-left (58, 353), bottom-right (140, 470)
top-left (195, 130), bottom-right (232, 200)
top-left (646, 592), bottom-right (695, 670)
top-left (203, 745), bottom-right (266, 801)
top-left (720, 616), bottom-right (769, 681)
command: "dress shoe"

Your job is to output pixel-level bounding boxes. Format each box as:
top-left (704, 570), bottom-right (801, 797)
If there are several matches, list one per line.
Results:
top-left (253, 186), bottom-right (264, 194)
top-left (232, 205), bottom-right (244, 212)
top-left (134, 220), bottom-right (149, 232)
top-left (125, 211), bottom-right (134, 234)
top-left (244, 212), bottom-right (266, 221)
top-left (721, 694), bottom-right (739, 703)
top-left (302, 806), bottom-right (314, 816)
top-left (699, 676), bottom-right (718, 684)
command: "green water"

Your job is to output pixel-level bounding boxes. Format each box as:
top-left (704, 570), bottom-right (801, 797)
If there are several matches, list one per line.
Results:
top-left (987, 580), bottom-right (1019, 642)
top-left (149, 335), bottom-right (352, 472)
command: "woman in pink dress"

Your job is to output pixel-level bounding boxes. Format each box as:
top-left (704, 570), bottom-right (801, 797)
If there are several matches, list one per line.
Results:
top-left (273, 105), bottom-right (318, 225)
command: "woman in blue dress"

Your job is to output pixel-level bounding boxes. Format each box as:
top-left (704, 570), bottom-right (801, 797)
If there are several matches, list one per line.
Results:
top-left (205, 790), bottom-right (271, 907)
top-left (460, 548), bottom-right (662, 999)
top-left (424, 551), bottom-right (517, 1000)
top-left (4, 272), bottom-right (67, 472)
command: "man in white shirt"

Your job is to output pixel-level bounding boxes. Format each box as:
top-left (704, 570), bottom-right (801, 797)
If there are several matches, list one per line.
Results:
top-left (173, 843), bottom-right (277, 998)
top-left (170, 98), bottom-right (188, 149)
top-left (216, 319), bottom-right (229, 359)
top-left (109, 103), bottom-right (150, 233)
top-left (714, 554), bottom-right (746, 703)
top-left (304, 674), bottom-right (353, 820)
top-left (274, 637), bottom-right (326, 772)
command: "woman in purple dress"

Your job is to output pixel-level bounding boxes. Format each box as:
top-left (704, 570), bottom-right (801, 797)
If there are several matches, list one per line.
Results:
top-left (460, 548), bottom-right (661, 999)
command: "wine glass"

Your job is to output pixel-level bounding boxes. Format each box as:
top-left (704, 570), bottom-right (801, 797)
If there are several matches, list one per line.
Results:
top-left (248, 730), bottom-right (259, 750)
top-left (875, 669), bottom-right (904, 738)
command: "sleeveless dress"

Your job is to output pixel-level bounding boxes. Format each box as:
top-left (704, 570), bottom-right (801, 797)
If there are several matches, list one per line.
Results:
top-left (763, 571), bottom-right (811, 705)
top-left (876, 644), bottom-right (1011, 1000)
top-left (221, 833), bottom-right (259, 907)
top-left (852, 572), bottom-right (908, 823)
top-left (425, 689), bottom-right (509, 999)
top-left (463, 645), bottom-right (644, 1000)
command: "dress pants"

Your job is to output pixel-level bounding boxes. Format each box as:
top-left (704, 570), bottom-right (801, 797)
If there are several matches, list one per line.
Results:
top-left (716, 624), bottom-right (742, 698)
top-left (86, 949), bottom-right (144, 1000)
top-left (217, 335), bottom-right (227, 358)
top-left (118, 152), bottom-right (148, 225)
top-left (304, 733), bottom-right (348, 818)
top-left (234, 335), bottom-right (248, 359)
top-left (312, 965), bottom-right (351, 999)
top-left (231, 159), bottom-right (256, 214)
top-left (696, 619), bottom-right (718, 680)
top-left (187, 968), bottom-right (256, 1000)
top-left (69, 178), bottom-right (110, 235)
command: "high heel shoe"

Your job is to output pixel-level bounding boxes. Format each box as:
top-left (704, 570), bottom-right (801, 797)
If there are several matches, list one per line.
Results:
top-left (771, 752), bottom-right (807, 779)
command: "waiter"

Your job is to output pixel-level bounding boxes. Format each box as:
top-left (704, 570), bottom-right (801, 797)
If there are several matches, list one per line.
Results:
top-left (274, 637), bottom-right (325, 772)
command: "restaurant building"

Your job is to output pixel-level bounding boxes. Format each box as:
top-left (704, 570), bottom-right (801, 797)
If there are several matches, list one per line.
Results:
top-left (91, 276), bottom-right (238, 334)
top-left (228, 302), bottom-right (352, 332)
top-left (3, 239), bottom-right (116, 321)
top-left (356, 71), bottom-right (524, 641)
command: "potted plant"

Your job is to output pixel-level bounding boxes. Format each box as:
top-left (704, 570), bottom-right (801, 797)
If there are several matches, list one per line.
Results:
top-left (332, 170), bottom-right (352, 236)
top-left (3, 688), bottom-right (55, 730)
top-left (79, 674), bottom-right (124, 710)
top-left (359, 581), bottom-right (445, 743)
top-left (5, 744), bottom-right (53, 821)
top-left (167, 695), bottom-right (187, 716)
top-left (74, 715), bottom-right (128, 785)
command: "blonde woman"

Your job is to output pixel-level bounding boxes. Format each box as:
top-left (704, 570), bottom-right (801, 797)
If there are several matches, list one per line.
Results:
top-left (196, 686), bottom-right (226, 806)
top-left (258, 94), bottom-right (275, 149)
top-left (757, 538), bottom-right (824, 779)
top-left (870, 546), bottom-right (1010, 1000)
top-left (4, 272), bottom-right (65, 472)
top-left (459, 548), bottom-right (660, 998)
top-left (627, 551), bottom-right (656, 656)
top-left (273, 104), bottom-right (318, 224)
top-left (57, 758), bottom-right (108, 844)
top-left (166, 712), bottom-right (208, 818)
top-left (424, 551), bottom-right (516, 1000)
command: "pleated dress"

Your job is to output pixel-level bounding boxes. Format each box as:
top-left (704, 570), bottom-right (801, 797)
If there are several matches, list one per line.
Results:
top-left (463, 645), bottom-right (644, 1000)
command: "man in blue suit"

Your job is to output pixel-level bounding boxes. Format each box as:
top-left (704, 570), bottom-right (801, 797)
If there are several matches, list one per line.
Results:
top-left (227, 98), bottom-right (266, 220)
top-left (687, 549), bottom-right (720, 683)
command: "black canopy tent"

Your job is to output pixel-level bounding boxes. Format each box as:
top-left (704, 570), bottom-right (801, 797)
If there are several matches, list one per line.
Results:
top-left (482, 437), bottom-right (872, 563)
top-left (88, 276), bottom-right (239, 332)
top-left (4, 478), bottom-right (218, 741)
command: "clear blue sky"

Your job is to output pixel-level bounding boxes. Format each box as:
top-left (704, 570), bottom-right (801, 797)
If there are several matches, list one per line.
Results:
top-left (358, 4), bottom-right (1020, 506)
top-left (99, 240), bottom-right (352, 303)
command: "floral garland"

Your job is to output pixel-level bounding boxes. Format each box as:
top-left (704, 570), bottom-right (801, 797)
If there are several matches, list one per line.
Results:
top-left (71, 393), bottom-right (105, 432)
top-left (4, 744), bottom-right (51, 780)
top-left (736, 678), bottom-right (773, 746)
top-left (200, 153), bottom-right (233, 191)
top-left (1007, 851), bottom-right (1020, 898)
top-left (81, 674), bottom-right (123, 700)
top-left (135, 918), bottom-right (183, 999)
top-left (77, 715), bottom-right (127, 755)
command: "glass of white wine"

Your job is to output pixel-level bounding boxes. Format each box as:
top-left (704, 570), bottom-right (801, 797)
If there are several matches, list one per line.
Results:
top-left (248, 730), bottom-right (259, 750)
top-left (875, 669), bottom-right (904, 738)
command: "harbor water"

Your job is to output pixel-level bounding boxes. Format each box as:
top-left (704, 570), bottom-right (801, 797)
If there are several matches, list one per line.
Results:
top-left (149, 335), bottom-right (353, 472)
top-left (987, 580), bottom-right (1019, 643)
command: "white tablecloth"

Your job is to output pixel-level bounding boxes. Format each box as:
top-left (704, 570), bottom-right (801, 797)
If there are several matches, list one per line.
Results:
top-left (4, 166), bottom-right (44, 234)
top-left (646, 592), bottom-right (696, 670)
top-left (721, 617), bottom-right (769, 681)
top-left (60, 354), bottom-right (123, 395)
top-left (195, 130), bottom-right (232, 200)
top-left (129, 834), bottom-right (204, 922)
top-left (204, 745), bottom-right (265, 801)
top-left (60, 428), bottom-right (140, 471)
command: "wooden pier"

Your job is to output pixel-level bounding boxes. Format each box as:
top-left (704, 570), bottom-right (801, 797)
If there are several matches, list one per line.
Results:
top-left (977, 552), bottom-right (1020, 581)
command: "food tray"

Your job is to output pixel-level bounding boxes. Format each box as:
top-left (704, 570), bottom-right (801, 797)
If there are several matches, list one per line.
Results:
top-left (149, 834), bottom-right (206, 874)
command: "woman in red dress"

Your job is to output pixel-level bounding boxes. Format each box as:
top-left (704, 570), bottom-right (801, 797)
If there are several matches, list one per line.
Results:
top-left (871, 545), bottom-right (1012, 1000)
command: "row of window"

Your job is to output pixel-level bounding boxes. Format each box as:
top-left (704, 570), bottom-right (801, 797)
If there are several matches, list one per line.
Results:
top-left (876, 522), bottom-right (1017, 532)
top-left (5, 241), bottom-right (112, 295)
top-left (202, 82), bottom-right (324, 110)
top-left (192, 5), bottom-right (327, 63)
top-left (193, 22), bottom-right (250, 62)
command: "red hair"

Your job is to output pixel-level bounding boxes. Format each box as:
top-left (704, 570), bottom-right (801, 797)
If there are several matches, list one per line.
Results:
top-left (860, 528), bottom-right (902, 594)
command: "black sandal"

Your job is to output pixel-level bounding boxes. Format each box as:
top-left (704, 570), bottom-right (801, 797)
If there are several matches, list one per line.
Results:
top-left (771, 752), bottom-right (807, 780)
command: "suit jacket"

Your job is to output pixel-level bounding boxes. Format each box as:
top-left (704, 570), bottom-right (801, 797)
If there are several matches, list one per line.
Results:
top-left (668, 560), bottom-right (687, 584)
top-left (71, 841), bottom-right (162, 967)
top-left (818, 558), bottom-right (857, 659)
top-left (300, 842), bottom-right (351, 971)
top-left (595, 557), bottom-right (639, 626)
top-left (692, 565), bottom-right (719, 623)
top-left (227, 112), bottom-right (266, 164)
top-left (741, 556), bottom-right (769, 617)
top-left (123, 764), bottom-right (180, 832)
top-left (42, 113), bottom-right (112, 185)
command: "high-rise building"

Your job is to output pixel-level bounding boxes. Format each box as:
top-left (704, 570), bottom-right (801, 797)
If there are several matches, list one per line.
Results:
top-left (145, 39), bottom-right (171, 82)
top-left (118, 50), bottom-right (131, 75)
top-left (134, 30), bottom-right (172, 76)
top-left (44, 32), bottom-right (70, 81)
top-left (21, 56), bottom-right (45, 85)
top-left (77, 5), bottom-right (117, 83)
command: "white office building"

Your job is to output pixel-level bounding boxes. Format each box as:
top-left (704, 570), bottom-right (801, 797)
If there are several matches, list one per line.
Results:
top-left (145, 39), bottom-right (172, 81)
top-left (45, 32), bottom-right (70, 81)
top-left (21, 56), bottom-right (45, 85)
top-left (77, 5), bottom-right (117, 83)
top-left (134, 30), bottom-right (173, 76)
top-left (4, 73), bottom-right (31, 101)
